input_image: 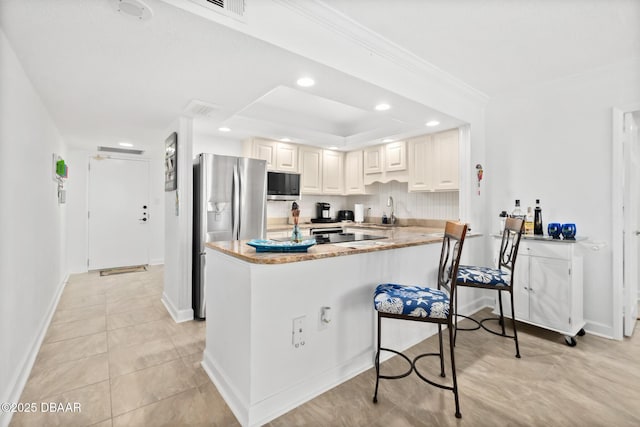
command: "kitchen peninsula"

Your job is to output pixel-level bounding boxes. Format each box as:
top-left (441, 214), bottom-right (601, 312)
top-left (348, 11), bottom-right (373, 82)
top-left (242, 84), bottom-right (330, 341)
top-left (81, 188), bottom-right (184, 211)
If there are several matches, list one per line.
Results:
top-left (201, 225), bottom-right (482, 427)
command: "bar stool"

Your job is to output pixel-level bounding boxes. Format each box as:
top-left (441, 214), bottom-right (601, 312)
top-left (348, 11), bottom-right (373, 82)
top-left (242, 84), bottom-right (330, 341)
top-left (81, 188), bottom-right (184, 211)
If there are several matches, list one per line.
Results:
top-left (454, 217), bottom-right (524, 358)
top-left (372, 221), bottom-right (468, 418)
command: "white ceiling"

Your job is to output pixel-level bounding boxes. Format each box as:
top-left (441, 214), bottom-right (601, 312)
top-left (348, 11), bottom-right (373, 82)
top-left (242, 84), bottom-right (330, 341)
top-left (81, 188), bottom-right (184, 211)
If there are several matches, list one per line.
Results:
top-left (322, 0), bottom-right (640, 96)
top-left (1, 0), bottom-right (638, 152)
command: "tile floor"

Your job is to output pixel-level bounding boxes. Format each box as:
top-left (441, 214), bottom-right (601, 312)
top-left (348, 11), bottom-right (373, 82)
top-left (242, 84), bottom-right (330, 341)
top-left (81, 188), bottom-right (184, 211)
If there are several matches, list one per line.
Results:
top-left (10, 266), bottom-right (236, 427)
top-left (10, 265), bottom-right (640, 426)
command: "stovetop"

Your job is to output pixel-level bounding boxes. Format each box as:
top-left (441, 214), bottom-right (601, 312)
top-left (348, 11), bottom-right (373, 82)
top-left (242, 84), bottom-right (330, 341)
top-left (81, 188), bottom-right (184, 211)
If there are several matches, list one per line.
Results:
top-left (310, 218), bottom-right (341, 223)
top-left (313, 232), bottom-right (387, 245)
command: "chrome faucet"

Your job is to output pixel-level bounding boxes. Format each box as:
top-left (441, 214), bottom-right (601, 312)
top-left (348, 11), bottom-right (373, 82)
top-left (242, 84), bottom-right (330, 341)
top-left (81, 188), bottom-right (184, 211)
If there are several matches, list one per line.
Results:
top-left (387, 196), bottom-right (396, 225)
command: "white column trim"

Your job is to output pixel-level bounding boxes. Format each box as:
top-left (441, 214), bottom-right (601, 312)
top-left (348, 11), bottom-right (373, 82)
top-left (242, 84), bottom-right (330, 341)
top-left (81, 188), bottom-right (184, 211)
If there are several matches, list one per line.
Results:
top-left (611, 103), bottom-right (640, 340)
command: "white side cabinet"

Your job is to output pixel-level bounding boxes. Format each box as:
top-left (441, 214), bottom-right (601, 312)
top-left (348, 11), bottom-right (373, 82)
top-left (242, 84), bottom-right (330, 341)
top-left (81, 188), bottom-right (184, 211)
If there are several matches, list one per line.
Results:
top-left (496, 237), bottom-right (585, 345)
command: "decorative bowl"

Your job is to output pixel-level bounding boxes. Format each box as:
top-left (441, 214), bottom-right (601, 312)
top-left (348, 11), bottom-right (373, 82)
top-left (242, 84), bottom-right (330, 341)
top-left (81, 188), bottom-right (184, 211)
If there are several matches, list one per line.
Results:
top-left (246, 239), bottom-right (316, 253)
top-left (547, 223), bottom-right (562, 239)
top-left (561, 223), bottom-right (576, 240)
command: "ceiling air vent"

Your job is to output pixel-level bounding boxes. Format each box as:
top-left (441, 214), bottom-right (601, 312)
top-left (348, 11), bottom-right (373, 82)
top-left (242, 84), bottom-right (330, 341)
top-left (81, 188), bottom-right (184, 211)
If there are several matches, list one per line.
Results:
top-left (189, 0), bottom-right (246, 20)
top-left (98, 146), bottom-right (145, 155)
top-left (183, 99), bottom-right (220, 118)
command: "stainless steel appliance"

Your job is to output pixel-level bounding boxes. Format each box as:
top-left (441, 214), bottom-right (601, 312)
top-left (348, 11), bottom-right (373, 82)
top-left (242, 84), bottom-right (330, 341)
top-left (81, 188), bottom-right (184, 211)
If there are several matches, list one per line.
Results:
top-left (337, 210), bottom-right (354, 221)
top-left (311, 202), bottom-right (338, 223)
top-left (193, 154), bottom-right (267, 319)
top-left (312, 231), bottom-right (387, 245)
top-left (267, 171), bottom-right (300, 201)
top-left (318, 202), bottom-right (331, 219)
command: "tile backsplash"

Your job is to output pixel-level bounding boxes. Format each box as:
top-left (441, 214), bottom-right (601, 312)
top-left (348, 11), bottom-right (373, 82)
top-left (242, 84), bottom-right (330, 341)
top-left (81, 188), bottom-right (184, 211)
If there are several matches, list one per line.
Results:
top-left (267, 182), bottom-right (459, 222)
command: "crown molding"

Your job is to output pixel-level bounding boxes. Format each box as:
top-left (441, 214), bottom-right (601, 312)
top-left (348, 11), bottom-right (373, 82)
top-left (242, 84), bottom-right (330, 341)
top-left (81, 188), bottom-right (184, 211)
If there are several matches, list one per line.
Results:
top-left (272, 0), bottom-right (489, 106)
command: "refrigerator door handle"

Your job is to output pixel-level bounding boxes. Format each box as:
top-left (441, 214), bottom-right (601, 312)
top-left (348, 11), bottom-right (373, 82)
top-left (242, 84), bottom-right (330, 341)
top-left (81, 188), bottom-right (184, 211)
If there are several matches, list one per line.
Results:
top-left (232, 163), bottom-right (241, 240)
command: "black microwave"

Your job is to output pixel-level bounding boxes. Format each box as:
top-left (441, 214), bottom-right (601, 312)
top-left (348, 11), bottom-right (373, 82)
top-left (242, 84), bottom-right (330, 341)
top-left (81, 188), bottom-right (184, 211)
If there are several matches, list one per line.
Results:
top-left (267, 171), bottom-right (301, 201)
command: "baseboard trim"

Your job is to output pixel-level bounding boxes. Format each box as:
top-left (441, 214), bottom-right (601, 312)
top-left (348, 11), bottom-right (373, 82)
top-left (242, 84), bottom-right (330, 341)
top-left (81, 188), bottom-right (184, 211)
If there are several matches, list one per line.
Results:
top-left (201, 351), bottom-right (249, 426)
top-left (202, 346), bottom-right (374, 427)
top-left (584, 321), bottom-right (614, 340)
top-left (161, 292), bottom-right (193, 323)
top-left (149, 258), bottom-right (164, 266)
top-left (0, 274), bottom-right (68, 427)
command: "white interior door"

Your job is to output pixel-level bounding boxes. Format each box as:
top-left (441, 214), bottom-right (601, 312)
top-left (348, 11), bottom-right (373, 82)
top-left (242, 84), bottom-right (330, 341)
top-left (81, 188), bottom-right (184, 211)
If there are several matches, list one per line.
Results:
top-left (88, 156), bottom-right (150, 270)
top-left (623, 112), bottom-right (639, 336)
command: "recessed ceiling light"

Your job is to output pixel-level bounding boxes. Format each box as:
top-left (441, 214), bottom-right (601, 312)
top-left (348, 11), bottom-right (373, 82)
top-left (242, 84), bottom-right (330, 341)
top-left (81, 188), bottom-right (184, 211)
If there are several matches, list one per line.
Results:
top-left (296, 77), bottom-right (315, 87)
top-left (218, 127), bottom-right (231, 132)
top-left (280, 138), bottom-right (291, 142)
top-left (118, 142), bottom-right (134, 147)
top-left (425, 120), bottom-right (440, 127)
top-left (382, 138), bottom-right (394, 143)
top-left (328, 146), bottom-right (338, 150)
top-left (375, 103), bottom-right (391, 111)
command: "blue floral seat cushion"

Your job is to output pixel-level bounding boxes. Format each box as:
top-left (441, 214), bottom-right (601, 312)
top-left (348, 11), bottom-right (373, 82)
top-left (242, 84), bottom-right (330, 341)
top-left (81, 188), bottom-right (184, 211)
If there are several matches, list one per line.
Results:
top-left (456, 265), bottom-right (510, 287)
top-left (374, 283), bottom-right (449, 319)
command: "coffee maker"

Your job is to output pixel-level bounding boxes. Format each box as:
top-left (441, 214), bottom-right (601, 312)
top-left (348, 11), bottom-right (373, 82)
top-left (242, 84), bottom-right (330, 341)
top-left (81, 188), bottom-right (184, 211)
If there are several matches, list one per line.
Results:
top-left (312, 202), bottom-right (332, 222)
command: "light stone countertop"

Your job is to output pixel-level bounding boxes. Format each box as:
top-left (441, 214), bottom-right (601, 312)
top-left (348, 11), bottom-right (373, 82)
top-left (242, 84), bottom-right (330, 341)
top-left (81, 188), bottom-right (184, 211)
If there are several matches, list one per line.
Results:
top-left (206, 225), bottom-right (480, 265)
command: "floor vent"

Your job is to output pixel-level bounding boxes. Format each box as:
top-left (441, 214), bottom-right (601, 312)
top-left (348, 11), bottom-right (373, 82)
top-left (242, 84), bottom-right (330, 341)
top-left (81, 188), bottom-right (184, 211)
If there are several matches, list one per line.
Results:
top-left (99, 265), bottom-right (148, 276)
top-left (97, 146), bottom-right (145, 155)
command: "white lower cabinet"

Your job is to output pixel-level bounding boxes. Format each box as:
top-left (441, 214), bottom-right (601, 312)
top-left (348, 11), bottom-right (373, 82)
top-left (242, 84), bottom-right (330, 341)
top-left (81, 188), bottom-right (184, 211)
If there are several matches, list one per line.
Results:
top-left (496, 238), bottom-right (585, 344)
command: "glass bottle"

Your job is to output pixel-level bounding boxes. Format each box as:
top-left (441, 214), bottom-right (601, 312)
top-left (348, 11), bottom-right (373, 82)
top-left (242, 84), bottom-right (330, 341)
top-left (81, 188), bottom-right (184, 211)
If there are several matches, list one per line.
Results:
top-left (534, 199), bottom-right (544, 235)
top-left (511, 199), bottom-right (523, 219)
top-left (291, 225), bottom-right (302, 243)
top-left (525, 207), bottom-right (534, 235)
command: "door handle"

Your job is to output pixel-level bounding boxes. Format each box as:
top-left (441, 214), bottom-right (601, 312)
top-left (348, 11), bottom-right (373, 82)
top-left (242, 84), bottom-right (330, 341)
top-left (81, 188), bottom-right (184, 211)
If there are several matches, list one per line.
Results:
top-left (139, 218), bottom-right (147, 222)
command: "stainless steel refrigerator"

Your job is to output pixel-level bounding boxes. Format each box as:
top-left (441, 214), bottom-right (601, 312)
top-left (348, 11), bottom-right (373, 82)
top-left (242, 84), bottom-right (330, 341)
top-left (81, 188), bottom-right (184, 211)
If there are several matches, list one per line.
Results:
top-left (192, 154), bottom-right (267, 319)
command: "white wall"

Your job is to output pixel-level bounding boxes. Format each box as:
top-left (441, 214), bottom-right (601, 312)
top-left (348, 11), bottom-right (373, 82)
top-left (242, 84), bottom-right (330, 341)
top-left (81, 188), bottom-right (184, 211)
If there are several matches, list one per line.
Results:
top-left (66, 145), bottom-right (165, 273)
top-left (485, 59), bottom-right (640, 338)
top-left (163, 118), bottom-right (194, 322)
top-left (192, 119), bottom-right (243, 158)
top-left (0, 29), bottom-right (67, 427)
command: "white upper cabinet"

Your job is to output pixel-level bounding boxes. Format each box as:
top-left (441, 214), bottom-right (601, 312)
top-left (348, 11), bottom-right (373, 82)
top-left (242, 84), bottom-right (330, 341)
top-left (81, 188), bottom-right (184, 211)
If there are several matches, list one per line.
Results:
top-left (299, 146), bottom-right (323, 194)
top-left (408, 135), bottom-right (432, 192)
top-left (408, 129), bottom-right (459, 192)
top-left (322, 150), bottom-right (344, 194)
top-left (364, 146), bottom-right (383, 174)
top-left (246, 138), bottom-right (298, 172)
top-left (253, 139), bottom-right (276, 168)
top-left (344, 150), bottom-right (366, 194)
top-left (384, 141), bottom-right (407, 171)
top-left (363, 141), bottom-right (408, 185)
top-left (431, 130), bottom-right (459, 191)
top-left (275, 142), bottom-right (298, 172)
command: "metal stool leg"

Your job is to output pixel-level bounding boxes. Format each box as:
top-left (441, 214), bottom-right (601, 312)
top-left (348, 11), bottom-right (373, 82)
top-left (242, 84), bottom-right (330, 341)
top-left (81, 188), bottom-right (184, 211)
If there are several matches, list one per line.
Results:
top-left (438, 324), bottom-right (445, 377)
top-left (448, 320), bottom-right (461, 418)
top-left (373, 313), bottom-right (381, 403)
top-left (498, 292), bottom-right (506, 336)
top-left (510, 290), bottom-right (521, 358)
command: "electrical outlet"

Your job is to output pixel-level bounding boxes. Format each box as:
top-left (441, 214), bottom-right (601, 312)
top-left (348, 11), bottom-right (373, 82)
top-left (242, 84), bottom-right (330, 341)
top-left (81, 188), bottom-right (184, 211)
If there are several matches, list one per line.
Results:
top-left (292, 316), bottom-right (305, 348)
top-left (318, 306), bottom-right (332, 330)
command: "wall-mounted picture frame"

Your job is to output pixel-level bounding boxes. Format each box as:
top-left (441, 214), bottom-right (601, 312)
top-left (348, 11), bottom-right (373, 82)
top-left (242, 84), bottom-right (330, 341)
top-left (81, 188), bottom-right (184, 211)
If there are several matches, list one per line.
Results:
top-left (165, 132), bottom-right (178, 191)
